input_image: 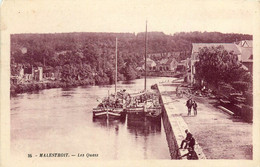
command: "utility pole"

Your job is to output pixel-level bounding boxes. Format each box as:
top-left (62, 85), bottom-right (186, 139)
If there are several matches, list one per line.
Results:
top-left (144, 20), bottom-right (147, 91)
top-left (115, 38), bottom-right (118, 97)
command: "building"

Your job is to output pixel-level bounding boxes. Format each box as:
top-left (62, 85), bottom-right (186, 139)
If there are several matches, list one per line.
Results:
top-left (19, 68), bottom-right (24, 78)
top-left (235, 40), bottom-right (253, 74)
top-left (33, 67), bottom-right (43, 81)
top-left (10, 76), bottom-right (19, 84)
top-left (136, 66), bottom-right (143, 71)
top-left (142, 58), bottom-right (157, 71)
top-left (190, 43), bottom-right (241, 85)
top-left (157, 58), bottom-right (178, 71)
top-left (176, 58), bottom-right (191, 72)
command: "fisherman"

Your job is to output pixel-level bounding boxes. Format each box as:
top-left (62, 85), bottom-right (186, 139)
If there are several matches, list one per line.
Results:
top-left (188, 135), bottom-right (196, 151)
top-left (186, 98), bottom-right (193, 116)
top-left (193, 101), bottom-right (197, 116)
top-left (179, 129), bottom-right (192, 149)
top-left (178, 147), bottom-right (198, 160)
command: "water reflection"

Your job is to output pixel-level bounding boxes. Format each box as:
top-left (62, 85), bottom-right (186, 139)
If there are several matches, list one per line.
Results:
top-left (121, 80), bottom-right (136, 85)
top-left (92, 116), bottom-right (126, 128)
top-left (127, 114), bottom-right (161, 137)
top-left (11, 77), bottom-right (172, 159)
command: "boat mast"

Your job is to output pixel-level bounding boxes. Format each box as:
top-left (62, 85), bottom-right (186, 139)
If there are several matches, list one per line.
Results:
top-left (144, 20), bottom-right (147, 91)
top-left (115, 38), bottom-right (118, 97)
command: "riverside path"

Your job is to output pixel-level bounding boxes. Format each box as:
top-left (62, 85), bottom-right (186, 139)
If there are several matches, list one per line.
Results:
top-left (158, 79), bottom-right (252, 159)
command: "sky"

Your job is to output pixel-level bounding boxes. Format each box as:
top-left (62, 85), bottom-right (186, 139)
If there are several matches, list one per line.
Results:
top-left (1, 0), bottom-right (259, 35)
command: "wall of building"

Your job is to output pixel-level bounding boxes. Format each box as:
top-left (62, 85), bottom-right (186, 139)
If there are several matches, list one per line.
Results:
top-left (243, 62), bottom-right (253, 74)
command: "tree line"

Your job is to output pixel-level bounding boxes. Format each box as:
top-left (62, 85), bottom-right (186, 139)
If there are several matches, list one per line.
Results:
top-left (11, 31), bottom-right (252, 86)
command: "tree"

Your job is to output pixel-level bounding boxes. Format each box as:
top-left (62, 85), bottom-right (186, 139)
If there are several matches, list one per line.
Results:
top-left (194, 46), bottom-right (243, 88)
top-left (123, 64), bottom-right (138, 81)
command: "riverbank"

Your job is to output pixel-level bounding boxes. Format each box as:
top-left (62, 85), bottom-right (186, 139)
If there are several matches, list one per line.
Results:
top-left (141, 71), bottom-right (185, 78)
top-left (10, 75), bottom-right (145, 95)
top-left (158, 80), bottom-right (252, 159)
top-left (10, 80), bottom-right (95, 95)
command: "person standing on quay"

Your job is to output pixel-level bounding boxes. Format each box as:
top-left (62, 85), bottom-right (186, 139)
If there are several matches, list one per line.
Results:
top-left (186, 98), bottom-right (193, 116)
top-left (193, 101), bottom-right (197, 116)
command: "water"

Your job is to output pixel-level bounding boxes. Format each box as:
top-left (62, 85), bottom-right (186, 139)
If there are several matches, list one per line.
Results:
top-left (11, 77), bottom-right (172, 159)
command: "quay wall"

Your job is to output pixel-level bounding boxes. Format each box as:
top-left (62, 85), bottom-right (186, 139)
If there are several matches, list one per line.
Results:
top-left (157, 83), bottom-right (206, 160)
top-left (160, 94), bottom-right (180, 159)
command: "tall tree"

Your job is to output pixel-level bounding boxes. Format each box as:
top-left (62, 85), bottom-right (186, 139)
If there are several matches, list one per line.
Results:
top-left (194, 46), bottom-right (243, 88)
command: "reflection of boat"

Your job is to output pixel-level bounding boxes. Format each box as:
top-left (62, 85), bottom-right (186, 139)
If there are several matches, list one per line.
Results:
top-left (93, 114), bottom-right (126, 127)
top-left (127, 114), bottom-right (161, 136)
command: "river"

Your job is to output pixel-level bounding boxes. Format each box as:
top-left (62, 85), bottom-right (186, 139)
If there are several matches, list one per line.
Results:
top-left (11, 77), bottom-right (173, 160)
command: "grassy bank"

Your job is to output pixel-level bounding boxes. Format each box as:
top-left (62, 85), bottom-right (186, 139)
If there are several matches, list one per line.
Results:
top-left (10, 80), bottom-right (95, 95)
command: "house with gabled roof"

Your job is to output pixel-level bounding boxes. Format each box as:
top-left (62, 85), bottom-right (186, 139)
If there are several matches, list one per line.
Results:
top-left (142, 58), bottom-right (157, 71)
top-left (237, 40), bottom-right (252, 48)
top-left (177, 58), bottom-right (191, 72)
top-left (156, 58), bottom-right (178, 71)
top-left (235, 40), bottom-right (253, 74)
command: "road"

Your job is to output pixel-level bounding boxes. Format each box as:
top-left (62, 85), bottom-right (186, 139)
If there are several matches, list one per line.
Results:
top-left (160, 81), bottom-right (252, 159)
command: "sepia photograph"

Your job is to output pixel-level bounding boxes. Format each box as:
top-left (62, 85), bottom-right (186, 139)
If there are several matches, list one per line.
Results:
top-left (1, 0), bottom-right (260, 166)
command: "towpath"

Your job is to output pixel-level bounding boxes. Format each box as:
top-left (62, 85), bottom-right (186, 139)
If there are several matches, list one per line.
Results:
top-left (158, 79), bottom-right (252, 159)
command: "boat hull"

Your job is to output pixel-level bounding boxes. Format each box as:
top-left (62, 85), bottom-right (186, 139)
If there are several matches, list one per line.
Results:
top-left (145, 107), bottom-right (162, 120)
top-left (126, 107), bottom-right (144, 113)
top-left (93, 108), bottom-right (126, 119)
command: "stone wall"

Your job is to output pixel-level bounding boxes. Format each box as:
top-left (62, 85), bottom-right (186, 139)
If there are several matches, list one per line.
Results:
top-left (158, 83), bottom-right (206, 160)
top-left (160, 96), bottom-right (180, 159)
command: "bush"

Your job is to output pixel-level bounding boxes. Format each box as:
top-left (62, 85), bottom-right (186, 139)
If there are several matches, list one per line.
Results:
top-left (35, 84), bottom-right (40, 90)
top-left (231, 81), bottom-right (249, 93)
top-left (241, 104), bottom-right (253, 122)
top-left (244, 91), bottom-right (253, 106)
top-left (218, 83), bottom-right (236, 98)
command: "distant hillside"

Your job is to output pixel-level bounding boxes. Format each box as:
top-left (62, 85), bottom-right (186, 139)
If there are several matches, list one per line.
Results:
top-left (11, 31), bottom-right (252, 85)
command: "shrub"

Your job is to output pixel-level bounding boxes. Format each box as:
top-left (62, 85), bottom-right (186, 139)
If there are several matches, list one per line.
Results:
top-left (231, 81), bottom-right (249, 93)
top-left (241, 104), bottom-right (253, 122)
top-left (244, 91), bottom-right (253, 106)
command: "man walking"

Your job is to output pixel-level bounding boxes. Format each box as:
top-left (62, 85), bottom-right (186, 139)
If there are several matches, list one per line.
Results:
top-left (193, 101), bottom-right (197, 116)
top-left (186, 98), bottom-right (193, 116)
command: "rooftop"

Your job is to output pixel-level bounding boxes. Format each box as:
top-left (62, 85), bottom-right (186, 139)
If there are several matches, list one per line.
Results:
top-left (192, 43), bottom-right (241, 55)
top-left (240, 47), bottom-right (253, 62)
top-left (159, 58), bottom-right (176, 65)
top-left (238, 40), bottom-right (253, 48)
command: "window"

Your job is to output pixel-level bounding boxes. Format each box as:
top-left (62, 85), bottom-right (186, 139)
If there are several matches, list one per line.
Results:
top-left (237, 54), bottom-right (242, 61)
top-left (192, 65), bottom-right (195, 74)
